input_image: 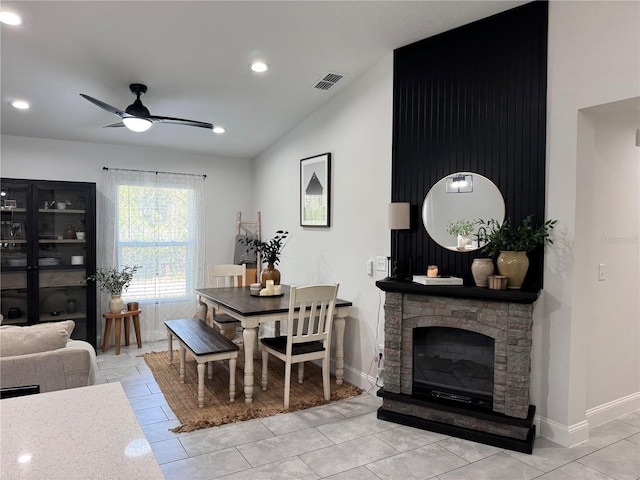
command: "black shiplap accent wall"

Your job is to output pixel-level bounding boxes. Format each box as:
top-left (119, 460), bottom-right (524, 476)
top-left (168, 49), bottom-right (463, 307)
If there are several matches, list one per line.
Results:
top-left (392, 1), bottom-right (548, 291)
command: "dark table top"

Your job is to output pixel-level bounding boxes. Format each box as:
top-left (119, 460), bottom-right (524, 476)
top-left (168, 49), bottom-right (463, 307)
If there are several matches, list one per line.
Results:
top-left (195, 284), bottom-right (352, 317)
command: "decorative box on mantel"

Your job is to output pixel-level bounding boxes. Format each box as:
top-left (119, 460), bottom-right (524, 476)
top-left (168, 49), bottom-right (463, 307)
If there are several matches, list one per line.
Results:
top-left (375, 280), bottom-right (540, 453)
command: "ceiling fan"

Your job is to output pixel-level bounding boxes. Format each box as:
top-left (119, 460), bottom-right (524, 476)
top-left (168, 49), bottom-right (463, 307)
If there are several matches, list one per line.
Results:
top-left (80, 83), bottom-right (219, 133)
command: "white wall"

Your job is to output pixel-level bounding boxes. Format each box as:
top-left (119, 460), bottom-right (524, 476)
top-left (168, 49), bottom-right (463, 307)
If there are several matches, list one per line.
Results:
top-left (578, 100), bottom-right (640, 420)
top-left (1, 135), bottom-right (254, 339)
top-left (534, 0), bottom-right (640, 445)
top-left (252, 54), bottom-right (393, 388)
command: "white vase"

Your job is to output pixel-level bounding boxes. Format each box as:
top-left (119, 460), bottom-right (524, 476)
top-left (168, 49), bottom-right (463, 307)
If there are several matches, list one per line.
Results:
top-left (471, 258), bottom-right (495, 287)
top-left (457, 234), bottom-right (472, 249)
top-left (109, 294), bottom-right (124, 313)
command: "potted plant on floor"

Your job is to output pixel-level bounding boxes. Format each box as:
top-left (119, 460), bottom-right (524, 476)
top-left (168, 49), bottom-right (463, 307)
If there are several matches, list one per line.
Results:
top-left (478, 216), bottom-right (557, 289)
top-left (241, 230), bottom-right (289, 287)
top-left (85, 265), bottom-right (140, 313)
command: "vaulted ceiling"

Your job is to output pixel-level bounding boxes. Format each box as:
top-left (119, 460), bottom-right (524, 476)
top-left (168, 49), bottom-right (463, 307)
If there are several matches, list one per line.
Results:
top-left (1, 1), bottom-right (525, 158)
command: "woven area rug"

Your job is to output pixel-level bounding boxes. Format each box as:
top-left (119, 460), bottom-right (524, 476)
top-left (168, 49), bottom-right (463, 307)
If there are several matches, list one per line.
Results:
top-left (143, 350), bottom-right (363, 433)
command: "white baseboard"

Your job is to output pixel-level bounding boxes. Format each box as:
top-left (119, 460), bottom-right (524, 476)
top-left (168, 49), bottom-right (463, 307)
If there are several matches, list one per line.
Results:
top-left (535, 416), bottom-right (590, 447)
top-left (586, 391), bottom-right (640, 428)
top-left (331, 360), bottom-right (381, 393)
top-left (536, 391), bottom-right (640, 447)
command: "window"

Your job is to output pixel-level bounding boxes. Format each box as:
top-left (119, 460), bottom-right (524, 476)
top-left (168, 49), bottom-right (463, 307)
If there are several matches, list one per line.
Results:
top-left (118, 184), bottom-right (197, 302)
top-left (101, 168), bottom-right (205, 339)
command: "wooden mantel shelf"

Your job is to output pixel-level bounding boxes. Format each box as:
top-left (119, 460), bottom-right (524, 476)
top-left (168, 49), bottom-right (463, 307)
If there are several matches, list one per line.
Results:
top-left (375, 279), bottom-right (540, 304)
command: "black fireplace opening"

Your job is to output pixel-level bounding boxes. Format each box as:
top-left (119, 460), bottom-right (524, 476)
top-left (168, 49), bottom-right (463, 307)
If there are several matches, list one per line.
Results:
top-left (413, 326), bottom-right (494, 410)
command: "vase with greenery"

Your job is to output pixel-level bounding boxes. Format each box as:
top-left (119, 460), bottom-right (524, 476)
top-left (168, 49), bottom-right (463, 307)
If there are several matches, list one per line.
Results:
top-left (478, 216), bottom-right (557, 289)
top-left (86, 265), bottom-right (140, 312)
top-left (447, 218), bottom-right (476, 249)
top-left (241, 230), bottom-right (289, 287)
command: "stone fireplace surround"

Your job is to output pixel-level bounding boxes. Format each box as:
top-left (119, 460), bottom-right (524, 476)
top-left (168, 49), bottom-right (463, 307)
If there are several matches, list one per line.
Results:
top-left (376, 281), bottom-right (539, 453)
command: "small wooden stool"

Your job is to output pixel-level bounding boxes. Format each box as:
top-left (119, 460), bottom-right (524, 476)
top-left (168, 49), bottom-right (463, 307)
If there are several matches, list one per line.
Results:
top-left (102, 309), bottom-right (142, 355)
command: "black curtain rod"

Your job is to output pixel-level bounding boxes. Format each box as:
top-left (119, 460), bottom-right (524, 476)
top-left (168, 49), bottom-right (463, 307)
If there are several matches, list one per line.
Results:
top-left (103, 166), bottom-right (206, 179)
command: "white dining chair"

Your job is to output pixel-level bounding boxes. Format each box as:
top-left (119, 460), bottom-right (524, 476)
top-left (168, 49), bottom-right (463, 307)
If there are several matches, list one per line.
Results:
top-left (260, 284), bottom-right (339, 408)
top-left (206, 264), bottom-right (246, 340)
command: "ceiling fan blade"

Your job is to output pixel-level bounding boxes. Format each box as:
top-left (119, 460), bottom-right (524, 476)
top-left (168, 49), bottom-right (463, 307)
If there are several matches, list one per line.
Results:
top-left (80, 94), bottom-right (128, 117)
top-left (103, 121), bottom-right (126, 128)
top-left (149, 115), bottom-right (213, 130)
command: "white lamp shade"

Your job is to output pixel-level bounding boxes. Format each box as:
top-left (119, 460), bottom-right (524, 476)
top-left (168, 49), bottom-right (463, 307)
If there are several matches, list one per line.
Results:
top-left (388, 202), bottom-right (411, 230)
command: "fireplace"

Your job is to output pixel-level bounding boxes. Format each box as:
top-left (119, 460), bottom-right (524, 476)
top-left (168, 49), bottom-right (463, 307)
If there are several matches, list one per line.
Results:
top-left (413, 327), bottom-right (494, 410)
top-left (375, 286), bottom-right (538, 453)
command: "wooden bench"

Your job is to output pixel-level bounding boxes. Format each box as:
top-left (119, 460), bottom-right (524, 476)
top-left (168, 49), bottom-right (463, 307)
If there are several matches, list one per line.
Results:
top-left (165, 318), bottom-right (239, 408)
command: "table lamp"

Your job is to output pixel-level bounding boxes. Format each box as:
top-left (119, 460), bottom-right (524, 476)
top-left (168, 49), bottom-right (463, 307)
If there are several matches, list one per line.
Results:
top-left (387, 202), bottom-right (411, 280)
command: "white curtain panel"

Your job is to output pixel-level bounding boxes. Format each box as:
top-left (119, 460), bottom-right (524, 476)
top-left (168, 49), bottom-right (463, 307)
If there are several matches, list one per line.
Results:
top-left (99, 168), bottom-right (206, 342)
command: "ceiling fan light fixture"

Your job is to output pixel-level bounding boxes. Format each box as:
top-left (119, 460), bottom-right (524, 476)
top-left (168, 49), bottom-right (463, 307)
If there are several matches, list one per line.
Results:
top-left (81, 83), bottom-right (212, 133)
top-left (123, 117), bottom-right (152, 132)
top-left (212, 126), bottom-right (226, 134)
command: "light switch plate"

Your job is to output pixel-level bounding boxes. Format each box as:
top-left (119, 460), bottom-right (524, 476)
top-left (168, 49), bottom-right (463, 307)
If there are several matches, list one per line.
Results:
top-left (598, 263), bottom-right (605, 281)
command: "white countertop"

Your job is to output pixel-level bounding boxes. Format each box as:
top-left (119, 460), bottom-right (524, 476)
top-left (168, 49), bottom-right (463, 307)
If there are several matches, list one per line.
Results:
top-left (0, 382), bottom-right (163, 479)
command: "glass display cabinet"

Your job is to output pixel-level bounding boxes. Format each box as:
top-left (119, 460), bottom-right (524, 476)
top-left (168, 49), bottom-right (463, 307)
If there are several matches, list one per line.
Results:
top-left (0, 178), bottom-right (96, 348)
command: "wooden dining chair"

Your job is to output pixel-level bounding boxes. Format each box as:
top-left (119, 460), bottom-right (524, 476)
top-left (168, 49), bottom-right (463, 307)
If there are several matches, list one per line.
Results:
top-left (206, 264), bottom-right (246, 340)
top-left (260, 284), bottom-right (339, 408)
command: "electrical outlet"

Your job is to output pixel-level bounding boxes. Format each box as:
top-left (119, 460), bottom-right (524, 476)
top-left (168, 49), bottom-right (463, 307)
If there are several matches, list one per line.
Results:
top-left (376, 256), bottom-right (387, 272)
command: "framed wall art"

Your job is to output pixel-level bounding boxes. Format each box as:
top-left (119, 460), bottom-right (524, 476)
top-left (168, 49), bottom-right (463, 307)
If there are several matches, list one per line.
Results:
top-left (300, 152), bottom-right (331, 227)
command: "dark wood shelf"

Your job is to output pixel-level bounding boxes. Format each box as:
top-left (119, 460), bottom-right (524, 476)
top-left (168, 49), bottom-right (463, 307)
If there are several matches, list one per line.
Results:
top-left (375, 279), bottom-right (539, 304)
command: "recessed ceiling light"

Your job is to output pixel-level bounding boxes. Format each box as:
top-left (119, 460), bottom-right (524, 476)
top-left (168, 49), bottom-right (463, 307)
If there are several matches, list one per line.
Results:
top-left (0, 11), bottom-right (23, 26)
top-left (10, 100), bottom-right (30, 110)
top-left (250, 62), bottom-right (268, 73)
top-left (212, 126), bottom-right (226, 134)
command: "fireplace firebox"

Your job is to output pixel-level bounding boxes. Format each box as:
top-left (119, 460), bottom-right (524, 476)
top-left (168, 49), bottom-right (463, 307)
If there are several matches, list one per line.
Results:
top-left (413, 327), bottom-right (494, 410)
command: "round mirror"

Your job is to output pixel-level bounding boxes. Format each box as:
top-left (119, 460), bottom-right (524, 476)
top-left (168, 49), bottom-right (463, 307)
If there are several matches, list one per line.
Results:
top-left (422, 172), bottom-right (505, 252)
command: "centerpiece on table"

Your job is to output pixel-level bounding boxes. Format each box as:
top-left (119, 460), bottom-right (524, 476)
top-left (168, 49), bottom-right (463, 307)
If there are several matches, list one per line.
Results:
top-left (241, 230), bottom-right (289, 287)
top-left (85, 265), bottom-right (140, 313)
top-left (478, 215), bottom-right (557, 289)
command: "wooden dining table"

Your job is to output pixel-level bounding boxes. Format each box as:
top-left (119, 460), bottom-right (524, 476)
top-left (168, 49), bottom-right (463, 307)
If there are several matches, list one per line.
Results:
top-left (195, 285), bottom-right (352, 404)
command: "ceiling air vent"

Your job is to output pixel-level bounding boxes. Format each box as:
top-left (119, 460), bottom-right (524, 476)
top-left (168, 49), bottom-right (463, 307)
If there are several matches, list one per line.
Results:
top-left (313, 72), bottom-right (344, 91)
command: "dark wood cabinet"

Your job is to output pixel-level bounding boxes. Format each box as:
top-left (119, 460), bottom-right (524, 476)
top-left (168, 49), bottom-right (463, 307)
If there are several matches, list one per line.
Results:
top-left (0, 178), bottom-right (97, 349)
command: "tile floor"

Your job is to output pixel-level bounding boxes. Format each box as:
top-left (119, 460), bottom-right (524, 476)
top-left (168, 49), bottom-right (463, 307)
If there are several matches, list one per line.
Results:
top-left (96, 340), bottom-right (640, 480)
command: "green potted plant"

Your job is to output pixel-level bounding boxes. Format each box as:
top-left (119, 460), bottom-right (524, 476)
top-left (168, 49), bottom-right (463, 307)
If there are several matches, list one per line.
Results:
top-left (478, 216), bottom-right (557, 289)
top-left (86, 265), bottom-right (140, 312)
top-left (241, 230), bottom-right (289, 287)
top-left (447, 218), bottom-right (476, 249)
top-left (75, 220), bottom-right (85, 240)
